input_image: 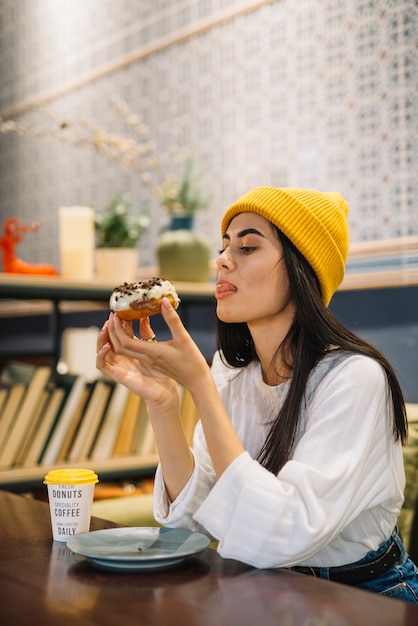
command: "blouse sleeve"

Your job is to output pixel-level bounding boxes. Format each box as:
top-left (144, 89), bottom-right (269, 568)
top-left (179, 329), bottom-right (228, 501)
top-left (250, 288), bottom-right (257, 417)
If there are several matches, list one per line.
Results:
top-left (153, 418), bottom-right (217, 532)
top-left (192, 355), bottom-right (404, 568)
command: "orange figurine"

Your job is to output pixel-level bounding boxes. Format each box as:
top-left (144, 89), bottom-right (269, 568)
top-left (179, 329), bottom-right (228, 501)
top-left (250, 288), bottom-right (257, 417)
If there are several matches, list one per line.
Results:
top-left (0, 217), bottom-right (59, 275)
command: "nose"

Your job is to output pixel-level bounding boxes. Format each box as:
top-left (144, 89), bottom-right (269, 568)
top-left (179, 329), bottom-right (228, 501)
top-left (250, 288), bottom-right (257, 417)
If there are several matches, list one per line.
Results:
top-left (216, 247), bottom-right (233, 271)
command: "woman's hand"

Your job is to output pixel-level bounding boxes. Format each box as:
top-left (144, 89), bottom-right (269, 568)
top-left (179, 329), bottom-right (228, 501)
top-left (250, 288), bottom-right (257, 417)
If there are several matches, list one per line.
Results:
top-left (98, 298), bottom-right (211, 396)
top-left (96, 312), bottom-right (178, 408)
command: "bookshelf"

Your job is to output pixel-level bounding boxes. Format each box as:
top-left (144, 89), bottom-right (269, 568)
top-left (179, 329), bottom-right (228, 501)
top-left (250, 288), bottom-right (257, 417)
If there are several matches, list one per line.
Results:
top-left (0, 364), bottom-right (199, 493)
top-left (0, 273), bottom-right (211, 493)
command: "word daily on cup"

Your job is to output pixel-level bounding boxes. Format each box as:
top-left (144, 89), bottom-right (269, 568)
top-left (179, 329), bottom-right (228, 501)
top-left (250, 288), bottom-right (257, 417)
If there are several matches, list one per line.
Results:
top-left (44, 468), bottom-right (99, 542)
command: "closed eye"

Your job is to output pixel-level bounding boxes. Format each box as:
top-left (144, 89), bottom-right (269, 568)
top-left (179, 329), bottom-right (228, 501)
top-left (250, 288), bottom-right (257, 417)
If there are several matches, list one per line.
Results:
top-left (218, 245), bottom-right (257, 255)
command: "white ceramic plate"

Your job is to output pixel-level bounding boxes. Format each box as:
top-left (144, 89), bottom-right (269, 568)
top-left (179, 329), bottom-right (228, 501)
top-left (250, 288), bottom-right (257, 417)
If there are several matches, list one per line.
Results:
top-left (67, 527), bottom-right (210, 569)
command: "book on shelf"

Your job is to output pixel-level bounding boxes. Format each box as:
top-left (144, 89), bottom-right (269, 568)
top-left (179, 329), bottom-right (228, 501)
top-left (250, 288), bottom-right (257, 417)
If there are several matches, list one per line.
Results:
top-left (22, 386), bottom-right (66, 468)
top-left (66, 380), bottom-right (113, 462)
top-left (0, 385), bottom-right (9, 416)
top-left (112, 391), bottom-right (142, 457)
top-left (0, 365), bottom-right (52, 468)
top-left (136, 400), bottom-right (157, 456)
top-left (133, 398), bottom-right (152, 455)
top-left (89, 383), bottom-right (130, 461)
top-left (0, 361), bottom-right (38, 458)
top-left (55, 383), bottom-right (92, 462)
top-left (138, 417), bottom-right (157, 456)
top-left (40, 374), bottom-right (88, 466)
top-left (0, 383), bottom-right (26, 457)
top-left (0, 361), bottom-right (37, 387)
top-left (14, 388), bottom-right (51, 465)
top-left (126, 392), bottom-right (146, 455)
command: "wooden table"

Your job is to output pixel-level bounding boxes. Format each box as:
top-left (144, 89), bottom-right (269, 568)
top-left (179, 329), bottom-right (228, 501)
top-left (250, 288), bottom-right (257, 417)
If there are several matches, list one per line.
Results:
top-left (1, 491), bottom-right (418, 625)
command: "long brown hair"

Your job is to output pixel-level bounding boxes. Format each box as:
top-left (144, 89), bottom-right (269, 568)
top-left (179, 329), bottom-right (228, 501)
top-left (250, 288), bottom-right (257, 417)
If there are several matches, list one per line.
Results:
top-left (217, 227), bottom-right (408, 475)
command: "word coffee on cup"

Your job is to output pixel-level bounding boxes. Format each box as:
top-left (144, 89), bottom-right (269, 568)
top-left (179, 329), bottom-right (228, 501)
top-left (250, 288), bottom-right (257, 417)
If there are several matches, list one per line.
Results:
top-left (44, 468), bottom-right (99, 542)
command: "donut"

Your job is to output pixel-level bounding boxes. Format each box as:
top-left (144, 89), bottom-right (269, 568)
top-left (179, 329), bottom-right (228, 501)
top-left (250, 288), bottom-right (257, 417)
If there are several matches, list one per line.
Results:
top-left (109, 277), bottom-right (180, 321)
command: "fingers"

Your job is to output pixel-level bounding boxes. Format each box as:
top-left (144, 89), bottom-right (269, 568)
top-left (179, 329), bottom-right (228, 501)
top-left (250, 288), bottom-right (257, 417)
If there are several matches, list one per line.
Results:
top-left (108, 313), bottom-right (148, 357)
top-left (106, 301), bottom-right (190, 366)
top-left (139, 317), bottom-right (155, 341)
top-left (121, 319), bottom-right (134, 338)
top-left (97, 320), bottom-right (109, 351)
top-left (160, 297), bottom-right (188, 340)
top-left (96, 337), bottom-right (112, 374)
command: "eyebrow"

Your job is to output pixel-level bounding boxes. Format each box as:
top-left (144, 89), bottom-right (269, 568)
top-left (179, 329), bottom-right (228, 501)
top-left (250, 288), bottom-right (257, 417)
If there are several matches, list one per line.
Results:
top-left (223, 227), bottom-right (266, 240)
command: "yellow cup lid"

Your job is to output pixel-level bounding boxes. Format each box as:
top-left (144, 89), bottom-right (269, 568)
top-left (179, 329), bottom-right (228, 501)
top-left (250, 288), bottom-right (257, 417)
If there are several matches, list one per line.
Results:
top-left (43, 468), bottom-right (99, 485)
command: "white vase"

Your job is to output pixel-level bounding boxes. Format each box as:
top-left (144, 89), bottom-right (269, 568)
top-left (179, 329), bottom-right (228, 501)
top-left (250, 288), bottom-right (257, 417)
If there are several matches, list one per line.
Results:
top-left (95, 248), bottom-right (139, 283)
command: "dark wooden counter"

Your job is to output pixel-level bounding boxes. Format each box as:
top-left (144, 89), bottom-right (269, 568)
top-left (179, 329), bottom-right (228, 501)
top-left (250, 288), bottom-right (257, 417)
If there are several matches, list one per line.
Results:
top-left (1, 490), bottom-right (418, 626)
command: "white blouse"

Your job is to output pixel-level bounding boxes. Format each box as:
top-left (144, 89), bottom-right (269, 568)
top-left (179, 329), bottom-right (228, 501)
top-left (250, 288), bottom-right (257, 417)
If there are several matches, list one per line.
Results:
top-left (153, 350), bottom-right (405, 568)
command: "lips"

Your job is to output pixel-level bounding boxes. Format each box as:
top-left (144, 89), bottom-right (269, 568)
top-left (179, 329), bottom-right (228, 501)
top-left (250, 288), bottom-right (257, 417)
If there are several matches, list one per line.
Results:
top-left (215, 280), bottom-right (237, 299)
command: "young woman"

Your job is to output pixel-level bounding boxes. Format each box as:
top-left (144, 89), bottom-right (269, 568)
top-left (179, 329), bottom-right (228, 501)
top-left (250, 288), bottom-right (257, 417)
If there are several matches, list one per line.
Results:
top-left (97, 186), bottom-right (418, 603)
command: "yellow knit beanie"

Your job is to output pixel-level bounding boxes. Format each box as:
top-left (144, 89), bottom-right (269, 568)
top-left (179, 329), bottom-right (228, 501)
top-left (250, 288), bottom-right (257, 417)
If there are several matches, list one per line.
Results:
top-left (221, 187), bottom-right (349, 306)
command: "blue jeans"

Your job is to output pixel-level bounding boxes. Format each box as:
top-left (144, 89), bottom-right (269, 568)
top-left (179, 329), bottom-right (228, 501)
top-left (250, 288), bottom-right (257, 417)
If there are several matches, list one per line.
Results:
top-left (318, 529), bottom-right (418, 604)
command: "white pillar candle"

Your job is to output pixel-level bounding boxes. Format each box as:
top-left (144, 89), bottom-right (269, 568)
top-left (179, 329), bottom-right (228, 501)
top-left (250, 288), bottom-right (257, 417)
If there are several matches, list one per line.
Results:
top-left (58, 206), bottom-right (95, 280)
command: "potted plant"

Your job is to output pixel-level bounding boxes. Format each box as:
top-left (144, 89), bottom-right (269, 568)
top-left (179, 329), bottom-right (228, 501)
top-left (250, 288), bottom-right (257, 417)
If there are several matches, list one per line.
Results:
top-left (158, 156), bottom-right (210, 228)
top-left (156, 157), bottom-right (212, 282)
top-left (95, 191), bottom-right (150, 282)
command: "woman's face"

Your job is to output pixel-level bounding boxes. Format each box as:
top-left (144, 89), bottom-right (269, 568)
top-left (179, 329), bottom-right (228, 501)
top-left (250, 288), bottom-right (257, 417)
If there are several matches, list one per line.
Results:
top-left (215, 212), bottom-right (295, 327)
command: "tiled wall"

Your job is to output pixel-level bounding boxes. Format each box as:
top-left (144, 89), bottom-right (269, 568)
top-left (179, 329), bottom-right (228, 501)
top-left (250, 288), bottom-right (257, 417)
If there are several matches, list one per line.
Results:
top-left (0, 0), bottom-right (417, 269)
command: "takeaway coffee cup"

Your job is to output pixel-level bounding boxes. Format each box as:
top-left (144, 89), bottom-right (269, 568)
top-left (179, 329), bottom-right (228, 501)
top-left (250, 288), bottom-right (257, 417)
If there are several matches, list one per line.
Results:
top-left (44, 468), bottom-right (99, 542)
